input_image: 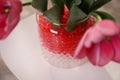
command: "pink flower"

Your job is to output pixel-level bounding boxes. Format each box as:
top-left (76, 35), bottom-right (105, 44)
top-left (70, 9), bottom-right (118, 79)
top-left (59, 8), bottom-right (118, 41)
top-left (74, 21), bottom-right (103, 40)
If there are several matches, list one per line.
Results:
top-left (0, 0), bottom-right (22, 40)
top-left (74, 20), bottom-right (120, 66)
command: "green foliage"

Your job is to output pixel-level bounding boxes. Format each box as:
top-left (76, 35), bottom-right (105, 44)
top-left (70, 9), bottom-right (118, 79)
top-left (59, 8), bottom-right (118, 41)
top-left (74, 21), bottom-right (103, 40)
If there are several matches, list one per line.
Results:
top-left (71, 0), bottom-right (82, 6)
top-left (32, 0), bottom-right (112, 31)
top-left (89, 0), bottom-right (111, 12)
top-left (43, 6), bottom-right (62, 29)
top-left (32, 0), bottom-right (47, 12)
top-left (79, 0), bottom-right (94, 14)
top-left (62, 0), bottom-right (73, 9)
top-left (93, 11), bottom-right (115, 21)
top-left (66, 4), bottom-right (87, 31)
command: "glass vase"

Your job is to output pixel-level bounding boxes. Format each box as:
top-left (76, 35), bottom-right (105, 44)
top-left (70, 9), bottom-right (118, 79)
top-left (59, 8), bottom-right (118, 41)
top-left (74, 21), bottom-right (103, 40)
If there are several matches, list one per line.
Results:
top-left (36, 9), bottom-right (96, 68)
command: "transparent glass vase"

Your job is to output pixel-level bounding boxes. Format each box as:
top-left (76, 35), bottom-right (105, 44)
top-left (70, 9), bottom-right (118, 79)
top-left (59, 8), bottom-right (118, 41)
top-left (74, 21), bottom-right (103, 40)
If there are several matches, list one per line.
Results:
top-left (36, 12), bottom-right (91, 68)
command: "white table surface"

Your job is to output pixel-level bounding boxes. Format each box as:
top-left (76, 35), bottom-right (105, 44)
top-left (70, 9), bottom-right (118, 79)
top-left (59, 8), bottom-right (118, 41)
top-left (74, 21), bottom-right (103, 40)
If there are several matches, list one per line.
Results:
top-left (0, 13), bottom-right (120, 80)
top-left (0, 14), bottom-right (115, 80)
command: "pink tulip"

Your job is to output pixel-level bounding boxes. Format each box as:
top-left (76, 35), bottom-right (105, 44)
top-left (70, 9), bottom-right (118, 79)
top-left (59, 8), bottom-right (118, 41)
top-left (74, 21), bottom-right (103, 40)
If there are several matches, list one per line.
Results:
top-left (0, 0), bottom-right (22, 40)
top-left (74, 20), bottom-right (120, 66)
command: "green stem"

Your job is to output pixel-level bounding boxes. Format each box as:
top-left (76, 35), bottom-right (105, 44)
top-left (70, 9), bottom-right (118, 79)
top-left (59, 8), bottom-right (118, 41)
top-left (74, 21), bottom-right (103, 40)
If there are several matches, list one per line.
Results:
top-left (91, 12), bottom-right (102, 21)
top-left (23, 2), bottom-right (32, 7)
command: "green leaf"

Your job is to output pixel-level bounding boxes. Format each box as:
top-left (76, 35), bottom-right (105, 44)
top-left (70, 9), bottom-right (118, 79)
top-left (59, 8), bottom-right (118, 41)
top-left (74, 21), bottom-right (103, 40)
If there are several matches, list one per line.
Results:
top-left (51, 0), bottom-right (64, 7)
top-left (62, 0), bottom-right (73, 9)
top-left (93, 11), bottom-right (115, 21)
top-left (43, 5), bottom-right (62, 29)
top-left (32, 0), bottom-right (47, 12)
top-left (79, 0), bottom-right (94, 14)
top-left (71, 0), bottom-right (82, 6)
top-left (66, 4), bottom-right (87, 31)
top-left (90, 0), bottom-right (111, 12)
top-left (43, 0), bottom-right (64, 29)
top-left (51, 0), bottom-right (64, 13)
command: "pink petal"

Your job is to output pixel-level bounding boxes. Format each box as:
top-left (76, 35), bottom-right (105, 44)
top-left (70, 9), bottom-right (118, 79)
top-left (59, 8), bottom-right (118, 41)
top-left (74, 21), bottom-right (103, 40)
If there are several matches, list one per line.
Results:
top-left (74, 47), bottom-right (87, 59)
top-left (0, 1), bottom-right (8, 31)
top-left (86, 43), bottom-right (101, 65)
top-left (98, 40), bottom-right (114, 66)
top-left (0, 15), bottom-right (6, 29)
top-left (6, 0), bottom-right (22, 31)
top-left (95, 20), bottom-right (120, 36)
top-left (0, 0), bottom-right (22, 39)
top-left (111, 35), bottom-right (120, 62)
top-left (85, 27), bottom-right (105, 48)
top-left (83, 28), bottom-right (93, 48)
top-left (74, 28), bottom-right (93, 58)
top-left (91, 28), bottom-right (105, 43)
top-left (86, 41), bottom-right (114, 66)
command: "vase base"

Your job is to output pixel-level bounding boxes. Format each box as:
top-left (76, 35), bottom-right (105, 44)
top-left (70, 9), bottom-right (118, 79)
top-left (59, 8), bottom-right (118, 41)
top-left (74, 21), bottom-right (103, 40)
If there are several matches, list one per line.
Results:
top-left (40, 46), bottom-right (87, 68)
